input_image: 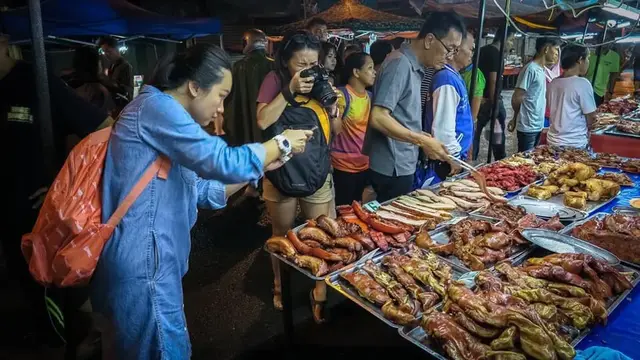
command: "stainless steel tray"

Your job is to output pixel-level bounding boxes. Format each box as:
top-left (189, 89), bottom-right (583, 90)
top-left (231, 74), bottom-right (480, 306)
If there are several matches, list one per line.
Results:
top-left (511, 183), bottom-right (617, 217)
top-left (505, 195), bottom-right (588, 221)
top-left (264, 223), bottom-right (367, 281)
top-left (561, 212), bottom-right (640, 269)
top-left (426, 217), bottom-right (535, 273)
top-left (521, 228), bottom-right (620, 264)
top-left (325, 248), bottom-right (462, 328)
top-left (449, 164), bottom-right (543, 195)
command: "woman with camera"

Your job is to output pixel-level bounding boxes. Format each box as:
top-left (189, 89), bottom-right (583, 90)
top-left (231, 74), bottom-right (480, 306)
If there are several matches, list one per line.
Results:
top-left (90, 44), bottom-right (312, 359)
top-left (257, 31), bottom-right (338, 323)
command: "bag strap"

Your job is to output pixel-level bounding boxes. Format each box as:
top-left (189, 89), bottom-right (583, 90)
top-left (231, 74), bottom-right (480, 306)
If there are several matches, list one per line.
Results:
top-left (339, 87), bottom-right (350, 120)
top-left (106, 156), bottom-right (171, 228)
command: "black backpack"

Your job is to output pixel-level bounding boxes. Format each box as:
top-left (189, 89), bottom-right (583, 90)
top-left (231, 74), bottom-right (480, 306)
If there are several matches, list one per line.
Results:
top-left (263, 95), bottom-right (331, 197)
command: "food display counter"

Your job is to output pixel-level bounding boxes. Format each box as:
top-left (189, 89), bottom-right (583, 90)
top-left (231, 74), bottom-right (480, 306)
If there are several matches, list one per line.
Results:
top-left (265, 145), bottom-right (640, 359)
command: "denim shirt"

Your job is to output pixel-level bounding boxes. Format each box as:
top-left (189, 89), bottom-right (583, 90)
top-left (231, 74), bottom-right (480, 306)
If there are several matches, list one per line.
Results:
top-left (90, 85), bottom-right (265, 359)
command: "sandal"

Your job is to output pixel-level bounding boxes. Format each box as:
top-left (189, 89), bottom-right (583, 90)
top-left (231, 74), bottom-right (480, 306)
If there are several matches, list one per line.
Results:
top-left (273, 287), bottom-right (283, 311)
top-left (309, 290), bottom-right (327, 324)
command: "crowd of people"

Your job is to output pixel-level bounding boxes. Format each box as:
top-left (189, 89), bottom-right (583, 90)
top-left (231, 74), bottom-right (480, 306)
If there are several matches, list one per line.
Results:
top-left (0, 11), bottom-right (622, 360)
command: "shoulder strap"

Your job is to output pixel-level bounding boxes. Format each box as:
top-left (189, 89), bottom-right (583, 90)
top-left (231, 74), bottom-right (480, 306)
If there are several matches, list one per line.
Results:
top-left (106, 156), bottom-right (171, 227)
top-left (339, 87), bottom-right (350, 119)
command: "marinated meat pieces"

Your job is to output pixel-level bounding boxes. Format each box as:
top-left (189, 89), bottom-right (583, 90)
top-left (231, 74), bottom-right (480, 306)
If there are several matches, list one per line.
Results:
top-left (473, 163), bottom-right (539, 191)
top-left (482, 203), bottom-right (527, 222)
top-left (571, 215), bottom-right (640, 264)
top-left (594, 172), bottom-right (633, 186)
top-left (616, 119), bottom-right (640, 135)
top-left (423, 311), bottom-right (491, 360)
top-left (341, 272), bottom-right (391, 306)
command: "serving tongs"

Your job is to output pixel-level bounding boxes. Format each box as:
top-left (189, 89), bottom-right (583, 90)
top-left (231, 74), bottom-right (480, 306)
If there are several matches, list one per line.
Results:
top-left (447, 155), bottom-right (507, 203)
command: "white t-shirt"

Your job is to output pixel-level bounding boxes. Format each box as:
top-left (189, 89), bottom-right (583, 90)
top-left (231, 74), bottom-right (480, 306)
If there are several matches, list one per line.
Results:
top-left (547, 76), bottom-right (597, 148)
top-left (515, 62), bottom-right (547, 132)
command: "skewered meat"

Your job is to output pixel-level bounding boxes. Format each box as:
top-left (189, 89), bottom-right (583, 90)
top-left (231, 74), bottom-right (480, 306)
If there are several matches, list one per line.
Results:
top-left (265, 236), bottom-right (298, 258)
top-left (423, 311), bottom-right (491, 360)
top-left (298, 226), bottom-right (335, 247)
top-left (341, 272), bottom-right (391, 306)
top-left (293, 255), bottom-right (329, 276)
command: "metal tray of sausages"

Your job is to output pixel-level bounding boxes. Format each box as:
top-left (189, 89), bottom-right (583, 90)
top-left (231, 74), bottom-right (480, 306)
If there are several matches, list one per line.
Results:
top-left (561, 212), bottom-right (640, 269)
top-left (325, 247), bottom-right (464, 329)
top-left (265, 223), bottom-right (374, 282)
top-left (425, 216), bottom-right (536, 274)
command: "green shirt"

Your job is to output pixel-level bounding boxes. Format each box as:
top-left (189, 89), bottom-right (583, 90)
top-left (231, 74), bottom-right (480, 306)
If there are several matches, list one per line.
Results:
top-left (461, 66), bottom-right (485, 98)
top-left (586, 50), bottom-right (620, 97)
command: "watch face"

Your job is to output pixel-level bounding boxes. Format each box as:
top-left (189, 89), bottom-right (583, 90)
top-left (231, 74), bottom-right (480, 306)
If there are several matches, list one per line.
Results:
top-left (283, 139), bottom-right (290, 148)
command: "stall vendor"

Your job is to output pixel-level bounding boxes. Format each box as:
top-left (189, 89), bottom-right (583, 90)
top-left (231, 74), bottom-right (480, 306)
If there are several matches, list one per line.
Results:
top-left (421, 31), bottom-right (476, 187)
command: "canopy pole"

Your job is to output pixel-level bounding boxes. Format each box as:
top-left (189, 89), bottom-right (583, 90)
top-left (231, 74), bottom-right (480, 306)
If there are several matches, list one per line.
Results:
top-left (581, 11), bottom-right (591, 43)
top-left (487, 0), bottom-right (511, 164)
top-left (28, 0), bottom-right (55, 181)
top-left (591, 25), bottom-right (608, 85)
top-left (468, 0), bottom-right (486, 118)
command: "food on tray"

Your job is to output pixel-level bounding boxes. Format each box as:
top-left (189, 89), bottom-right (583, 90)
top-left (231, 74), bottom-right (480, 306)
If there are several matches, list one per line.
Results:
top-left (597, 97), bottom-right (637, 115)
top-left (621, 159), bottom-right (640, 174)
top-left (527, 185), bottom-right (560, 200)
top-left (592, 112), bottom-right (620, 131)
top-left (615, 119), bottom-right (640, 135)
top-left (563, 191), bottom-right (587, 210)
top-left (631, 198), bottom-right (640, 209)
top-left (570, 214), bottom-right (640, 264)
top-left (471, 162), bottom-right (539, 191)
top-left (535, 161), bottom-right (567, 175)
top-left (340, 246), bottom-right (451, 326)
top-left (425, 252), bottom-right (635, 360)
top-left (480, 203), bottom-right (527, 222)
top-left (425, 179), bottom-right (507, 211)
top-left (594, 153), bottom-right (624, 168)
top-left (594, 172), bottom-right (633, 186)
top-left (266, 205), bottom-right (417, 276)
top-left (500, 156), bottom-right (535, 167)
top-left (579, 179), bottom-right (620, 201)
top-left (543, 163), bottom-right (621, 210)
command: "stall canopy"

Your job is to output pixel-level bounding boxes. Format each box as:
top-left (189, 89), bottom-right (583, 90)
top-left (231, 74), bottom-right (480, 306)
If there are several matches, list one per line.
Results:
top-left (0, 0), bottom-right (222, 41)
top-left (277, 0), bottom-right (425, 33)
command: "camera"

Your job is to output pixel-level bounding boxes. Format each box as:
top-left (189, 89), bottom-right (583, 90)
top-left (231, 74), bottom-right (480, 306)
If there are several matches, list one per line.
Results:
top-left (300, 65), bottom-right (337, 108)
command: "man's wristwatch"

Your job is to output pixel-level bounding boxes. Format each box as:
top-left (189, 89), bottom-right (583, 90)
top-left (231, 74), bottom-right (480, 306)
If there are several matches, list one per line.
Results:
top-left (274, 134), bottom-right (293, 162)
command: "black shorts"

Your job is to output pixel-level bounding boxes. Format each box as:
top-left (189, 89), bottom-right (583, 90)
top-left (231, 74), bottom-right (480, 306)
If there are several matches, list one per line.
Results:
top-left (332, 169), bottom-right (369, 206)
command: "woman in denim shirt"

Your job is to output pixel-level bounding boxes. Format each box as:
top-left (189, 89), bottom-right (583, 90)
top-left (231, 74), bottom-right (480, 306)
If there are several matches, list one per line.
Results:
top-left (90, 44), bottom-right (312, 359)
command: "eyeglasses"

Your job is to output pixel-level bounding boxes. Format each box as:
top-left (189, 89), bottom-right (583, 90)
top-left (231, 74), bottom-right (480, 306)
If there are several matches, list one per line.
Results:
top-left (283, 31), bottom-right (321, 51)
top-left (433, 35), bottom-right (458, 57)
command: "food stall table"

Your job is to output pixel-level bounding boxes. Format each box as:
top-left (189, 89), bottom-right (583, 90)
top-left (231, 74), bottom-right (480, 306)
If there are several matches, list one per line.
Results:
top-left (539, 129), bottom-right (640, 159)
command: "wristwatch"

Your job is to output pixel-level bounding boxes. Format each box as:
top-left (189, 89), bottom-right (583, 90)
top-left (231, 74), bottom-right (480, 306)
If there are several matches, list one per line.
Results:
top-left (274, 134), bottom-right (292, 162)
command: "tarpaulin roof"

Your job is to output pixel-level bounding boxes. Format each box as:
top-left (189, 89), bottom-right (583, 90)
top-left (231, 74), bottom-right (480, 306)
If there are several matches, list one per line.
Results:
top-left (276, 0), bottom-right (425, 33)
top-left (0, 0), bottom-right (222, 41)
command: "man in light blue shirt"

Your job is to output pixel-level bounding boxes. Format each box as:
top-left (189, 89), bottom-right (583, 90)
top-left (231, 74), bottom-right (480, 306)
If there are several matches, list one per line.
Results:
top-left (509, 37), bottom-right (560, 152)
